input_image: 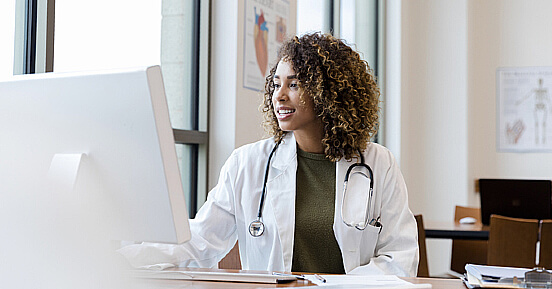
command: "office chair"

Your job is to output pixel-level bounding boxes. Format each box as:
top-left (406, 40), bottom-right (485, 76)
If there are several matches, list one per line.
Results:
top-left (218, 243), bottom-right (242, 269)
top-left (487, 215), bottom-right (539, 268)
top-left (415, 214), bottom-right (430, 277)
top-left (450, 206), bottom-right (488, 273)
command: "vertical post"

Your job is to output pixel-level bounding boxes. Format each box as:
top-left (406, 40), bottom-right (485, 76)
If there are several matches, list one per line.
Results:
top-left (189, 0), bottom-right (201, 218)
top-left (24, 0), bottom-right (38, 74)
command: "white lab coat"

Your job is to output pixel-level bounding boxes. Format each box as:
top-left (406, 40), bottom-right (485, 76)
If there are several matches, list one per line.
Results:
top-left (119, 133), bottom-right (419, 276)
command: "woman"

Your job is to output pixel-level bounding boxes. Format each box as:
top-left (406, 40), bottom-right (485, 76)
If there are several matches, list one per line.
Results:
top-left (119, 32), bottom-right (418, 276)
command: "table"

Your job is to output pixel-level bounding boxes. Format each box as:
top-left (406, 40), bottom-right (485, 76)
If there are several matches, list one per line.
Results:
top-left (425, 220), bottom-right (489, 240)
top-left (128, 268), bottom-right (466, 289)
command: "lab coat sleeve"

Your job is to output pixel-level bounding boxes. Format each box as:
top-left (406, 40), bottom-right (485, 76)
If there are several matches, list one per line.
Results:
top-left (348, 151), bottom-right (419, 276)
top-left (117, 152), bottom-right (241, 268)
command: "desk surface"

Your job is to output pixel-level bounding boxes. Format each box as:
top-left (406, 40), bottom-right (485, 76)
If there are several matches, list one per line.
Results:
top-left (128, 268), bottom-right (465, 289)
top-left (425, 220), bottom-right (489, 240)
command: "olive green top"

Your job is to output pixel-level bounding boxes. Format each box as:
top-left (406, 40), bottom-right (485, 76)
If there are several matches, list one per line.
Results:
top-left (291, 147), bottom-right (345, 274)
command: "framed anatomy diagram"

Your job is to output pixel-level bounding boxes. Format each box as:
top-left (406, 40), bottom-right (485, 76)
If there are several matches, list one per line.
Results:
top-left (497, 67), bottom-right (552, 152)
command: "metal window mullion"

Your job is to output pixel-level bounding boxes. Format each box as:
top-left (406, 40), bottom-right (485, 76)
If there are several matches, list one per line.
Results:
top-left (24, 0), bottom-right (38, 74)
top-left (188, 0), bottom-right (202, 218)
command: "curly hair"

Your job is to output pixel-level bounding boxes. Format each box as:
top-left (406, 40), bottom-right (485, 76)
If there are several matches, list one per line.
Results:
top-left (261, 32), bottom-right (381, 162)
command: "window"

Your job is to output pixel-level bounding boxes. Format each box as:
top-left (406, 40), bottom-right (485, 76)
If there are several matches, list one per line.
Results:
top-left (17, 0), bottom-right (209, 217)
top-left (296, 0), bottom-right (383, 142)
top-left (0, 1), bottom-right (16, 78)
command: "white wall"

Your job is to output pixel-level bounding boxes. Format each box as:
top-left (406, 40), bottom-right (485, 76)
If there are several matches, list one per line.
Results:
top-left (209, 0), bottom-right (297, 190)
top-left (401, 0), bottom-right (469, 275)
top-left (468, 0), bottom-right (552, 199)
top-left (401, 0), bottom-right (552, 275)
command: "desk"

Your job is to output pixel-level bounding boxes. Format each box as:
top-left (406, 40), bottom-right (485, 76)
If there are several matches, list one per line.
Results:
top-left (425, 220), bottom-right (489, 240)
top-left (129, 268), bottom-right (466, 289)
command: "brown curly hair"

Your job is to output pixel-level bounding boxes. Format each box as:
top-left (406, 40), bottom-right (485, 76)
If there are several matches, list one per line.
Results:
top-left (261, 32), bottom-right (381, 162)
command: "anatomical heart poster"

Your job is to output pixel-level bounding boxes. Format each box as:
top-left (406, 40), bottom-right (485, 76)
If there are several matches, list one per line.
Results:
top-left (243, 0), bottom-right (289, 91)
top-left (497, 67), bottom-right (552, 152)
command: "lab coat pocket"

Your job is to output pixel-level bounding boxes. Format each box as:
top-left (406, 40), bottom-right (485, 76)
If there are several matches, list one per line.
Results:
top-left (360, 223), bottom-right (381, 257)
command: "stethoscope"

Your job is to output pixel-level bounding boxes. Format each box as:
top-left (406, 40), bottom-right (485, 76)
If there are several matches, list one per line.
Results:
top-left (248, 141), bottom-right (381, 237)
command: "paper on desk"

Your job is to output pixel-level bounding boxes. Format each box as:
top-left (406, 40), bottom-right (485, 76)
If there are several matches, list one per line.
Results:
top-left (138, 263), bottom-right (175, 271)
top-left (465, 264), bottom-right (530, 279)
top-left (304, 275), bottom-right (431, 288)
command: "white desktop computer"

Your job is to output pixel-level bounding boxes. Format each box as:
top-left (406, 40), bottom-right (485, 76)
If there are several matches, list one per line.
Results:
top-left (0, 66), bottom-right (191, 288)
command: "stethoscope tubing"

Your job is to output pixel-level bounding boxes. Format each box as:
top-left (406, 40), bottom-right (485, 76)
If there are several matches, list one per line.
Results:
top-left (341, 151), bottom-right (374, 230)
top-left (250, 143), bottom-right (376, 237)
top-left (255, 140), bottom-right (281, 220)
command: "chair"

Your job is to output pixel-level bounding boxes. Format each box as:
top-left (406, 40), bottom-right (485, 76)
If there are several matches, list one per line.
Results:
top-left (218, 243), bottom-right (242, 269)
top-left (538, 219), bottom-right (552, 269)
top-left (450, 206), bottom-right (488, 273)
top-left (487, 215), bottom-right (539, 268)
top-left (415, 214), bottom-right (430, 277)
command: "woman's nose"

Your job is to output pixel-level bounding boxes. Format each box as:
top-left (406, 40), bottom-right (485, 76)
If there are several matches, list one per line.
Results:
top-left (274, 88), bottom-right (288, 102)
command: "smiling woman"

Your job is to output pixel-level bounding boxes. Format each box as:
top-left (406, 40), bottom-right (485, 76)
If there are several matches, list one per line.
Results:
top-left (262, 33), bottom-right (381, 162)
top-left (119, 32), bottom-right (418, 277)
top-left (272, 59), bottom-right (324, 153)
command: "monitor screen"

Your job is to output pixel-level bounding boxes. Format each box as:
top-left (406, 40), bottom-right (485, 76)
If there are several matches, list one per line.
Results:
top-left (479, 178), bottom-right (552, 225)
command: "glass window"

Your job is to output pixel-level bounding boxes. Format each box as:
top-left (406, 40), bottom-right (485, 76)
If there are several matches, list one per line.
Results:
top-left (53, 0), bottom-right (161, 72)
top-left (296, 0), bottom-right (332, 35)
top-left (52, 0), bottom-right (207, 217)
top-left (0, 1), bottom-right (16, 78)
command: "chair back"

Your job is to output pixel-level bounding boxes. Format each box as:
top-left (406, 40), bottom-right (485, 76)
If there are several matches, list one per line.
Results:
top-left (415, 214), bottom-right (430, 277)
top-left (487, 215), bottom-right (539, 268)
top-left (454, 205), bottom-right (482, 223)
top-left (218, 243), bottom-right (241, 269)
top-left (450, 206), bottom-right (487, 274)
top-left (539, 219), bottom-right (552, 269)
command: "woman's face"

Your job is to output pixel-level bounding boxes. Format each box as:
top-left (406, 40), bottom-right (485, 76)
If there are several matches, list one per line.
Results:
top-left (272, 60), bottom-right (320, 134)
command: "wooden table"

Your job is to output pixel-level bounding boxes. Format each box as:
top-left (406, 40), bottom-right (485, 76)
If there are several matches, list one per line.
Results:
top-left (425, 220), bottom-right (489, 240)
top-left (127, 268), bottom-right (466, 289)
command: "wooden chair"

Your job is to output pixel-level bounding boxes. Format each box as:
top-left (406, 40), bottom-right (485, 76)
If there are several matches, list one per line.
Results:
top-left (538, 219), bottom-right (552, 269)
top-left (450, 206), bottom-right (488, 273)
top-left (415, 214), bottom-right (430, 277)
top-left (487, 215), bottom-right (539, 268)
top-left (218, 243), bottom-right (242, 269)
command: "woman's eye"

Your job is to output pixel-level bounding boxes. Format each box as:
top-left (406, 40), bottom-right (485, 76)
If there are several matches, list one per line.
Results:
top-left (274, 83), bottom-right (281, 89)
top-left (289, 83), bottom-right (299, 89)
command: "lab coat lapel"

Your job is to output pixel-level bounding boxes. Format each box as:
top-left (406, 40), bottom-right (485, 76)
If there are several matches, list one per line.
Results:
top-left (266, 133), bottom-right (297, 271)
top-left (334, 156), bottom-right (364, 273)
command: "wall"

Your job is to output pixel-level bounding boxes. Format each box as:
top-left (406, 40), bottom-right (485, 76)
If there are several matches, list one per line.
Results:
top-left (401, 0), bottom-right (552, 275)
top-left (209, 0), bottom-right (297, 189)
top-left (468, 0), bottom-right (552, 199)
top-left (401, 0), bottom-right (469, 275)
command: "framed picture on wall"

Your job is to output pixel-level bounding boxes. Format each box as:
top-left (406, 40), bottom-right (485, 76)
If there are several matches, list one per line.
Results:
top-left (243, 0), bottom-right (290, 92)
top-left (497, 67), bottom-right (552, 152)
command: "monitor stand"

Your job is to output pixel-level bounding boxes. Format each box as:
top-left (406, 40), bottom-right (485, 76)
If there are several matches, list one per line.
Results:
top-left (48, 153), bottom-right (85, 194)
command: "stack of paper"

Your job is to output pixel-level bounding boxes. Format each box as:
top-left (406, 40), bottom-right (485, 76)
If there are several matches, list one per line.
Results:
top-left (304, 275), bottom-right (431, 288)
top-left (464, 264), bottom-right (531, 288)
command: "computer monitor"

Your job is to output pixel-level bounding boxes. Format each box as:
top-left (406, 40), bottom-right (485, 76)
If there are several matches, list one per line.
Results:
top-left (479, 178), bottom-right (552, 225)
top-left (0, 66), bottom-right (191, 244)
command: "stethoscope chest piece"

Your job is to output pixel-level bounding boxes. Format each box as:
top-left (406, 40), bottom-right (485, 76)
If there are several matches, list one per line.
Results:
top-left (249, 219), bottom-right (265, 237)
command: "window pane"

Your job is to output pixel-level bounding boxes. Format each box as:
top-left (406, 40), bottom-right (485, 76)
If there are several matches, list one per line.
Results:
top-left (0, 1), bottom-right (16, 78)
top-left (296, 0), bottom-right (331, 36)
top-left (53, 0), bottom-right (200, 214)
top-left (175, 144), bottom-right (192, 217)
top-left (53, 0), bottom-right (161, 72)
top-left (161, 0), bottom-right (195, 130)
